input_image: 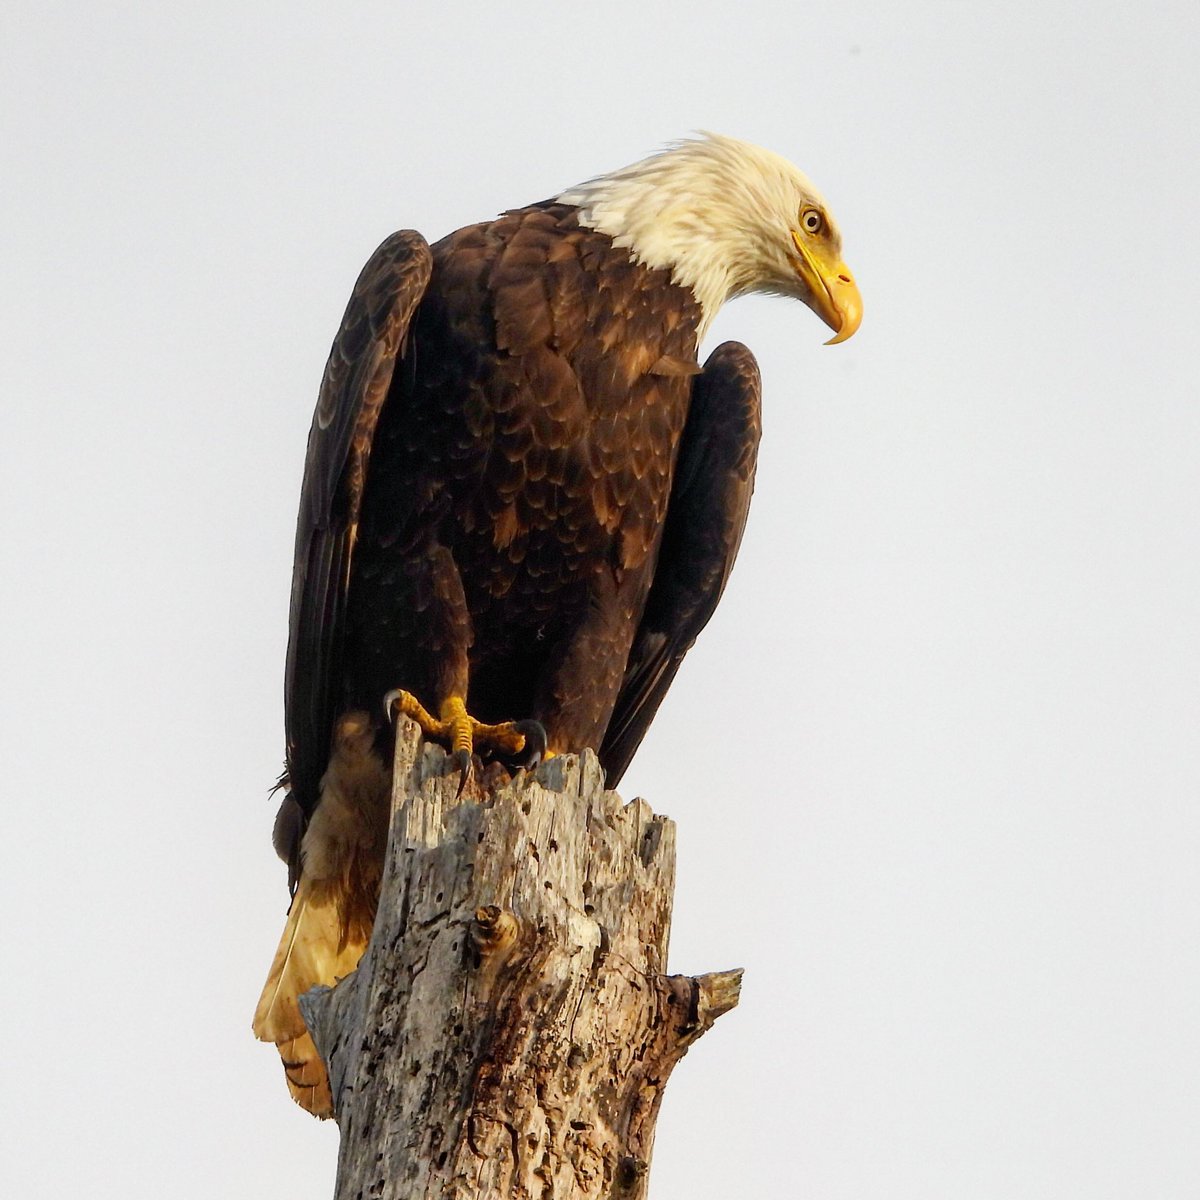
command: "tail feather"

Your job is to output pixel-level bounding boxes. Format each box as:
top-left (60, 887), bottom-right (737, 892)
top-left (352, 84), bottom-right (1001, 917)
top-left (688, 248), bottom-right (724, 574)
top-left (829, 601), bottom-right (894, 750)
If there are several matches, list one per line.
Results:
top-left (280, 1029), bottom-right (336, 1116)
top-left (253, 875), bottom-right (366, 1118)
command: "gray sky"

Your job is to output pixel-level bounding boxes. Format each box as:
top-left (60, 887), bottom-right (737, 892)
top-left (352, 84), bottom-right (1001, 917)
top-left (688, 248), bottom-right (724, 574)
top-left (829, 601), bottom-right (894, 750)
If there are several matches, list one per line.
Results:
top-left (3, 2), bottom-right (1198, 1196)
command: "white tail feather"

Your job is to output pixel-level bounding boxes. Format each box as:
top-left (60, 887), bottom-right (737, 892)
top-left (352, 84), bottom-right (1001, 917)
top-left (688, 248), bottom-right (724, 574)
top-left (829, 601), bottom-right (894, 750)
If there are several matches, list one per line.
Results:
top-left (252, 875), bottom-right (366, 1118)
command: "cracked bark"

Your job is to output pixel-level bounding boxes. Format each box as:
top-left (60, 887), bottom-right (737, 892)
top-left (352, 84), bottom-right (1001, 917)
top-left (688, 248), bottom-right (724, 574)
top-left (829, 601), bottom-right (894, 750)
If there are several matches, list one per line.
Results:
top-left (300, 718), bottom-right (741, 1199)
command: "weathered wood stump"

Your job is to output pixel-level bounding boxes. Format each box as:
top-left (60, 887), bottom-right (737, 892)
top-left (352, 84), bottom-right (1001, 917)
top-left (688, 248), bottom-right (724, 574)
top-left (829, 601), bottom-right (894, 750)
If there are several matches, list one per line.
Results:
top-left (300, 718), bottom-right (741, 1199)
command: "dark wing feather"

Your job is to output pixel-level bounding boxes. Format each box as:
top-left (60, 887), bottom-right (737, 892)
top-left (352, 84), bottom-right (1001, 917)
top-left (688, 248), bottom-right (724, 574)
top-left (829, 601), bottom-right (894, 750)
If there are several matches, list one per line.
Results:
top-left (598, 341), bottom-right (762, 786)
top-left (283, 231), bottom-right (432, 823)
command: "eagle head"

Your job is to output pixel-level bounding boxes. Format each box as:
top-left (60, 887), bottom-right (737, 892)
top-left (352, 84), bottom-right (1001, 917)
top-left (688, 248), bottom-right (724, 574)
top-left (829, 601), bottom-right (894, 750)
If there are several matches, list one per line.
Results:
top-left (557, 132), bottom-right (862, 343)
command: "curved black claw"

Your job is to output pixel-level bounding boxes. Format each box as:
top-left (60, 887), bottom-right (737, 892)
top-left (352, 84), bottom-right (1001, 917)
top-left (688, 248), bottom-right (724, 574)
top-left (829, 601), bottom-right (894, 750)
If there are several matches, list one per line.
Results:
top-left (510, 719), bottom-right (548, 771)
top-left (452, 748), bottom-right (474, 798)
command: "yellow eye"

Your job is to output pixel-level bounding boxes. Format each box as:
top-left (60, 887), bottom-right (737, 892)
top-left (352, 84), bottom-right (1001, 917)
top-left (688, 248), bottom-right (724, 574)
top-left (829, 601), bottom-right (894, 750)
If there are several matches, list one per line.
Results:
top-left (800, 208), bottom-right (824, 235)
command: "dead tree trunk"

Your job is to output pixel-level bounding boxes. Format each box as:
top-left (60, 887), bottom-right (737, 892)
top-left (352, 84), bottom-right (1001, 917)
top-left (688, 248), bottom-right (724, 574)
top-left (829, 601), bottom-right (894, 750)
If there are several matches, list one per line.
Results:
top-left (300, 719), bottom-right (741, 1199)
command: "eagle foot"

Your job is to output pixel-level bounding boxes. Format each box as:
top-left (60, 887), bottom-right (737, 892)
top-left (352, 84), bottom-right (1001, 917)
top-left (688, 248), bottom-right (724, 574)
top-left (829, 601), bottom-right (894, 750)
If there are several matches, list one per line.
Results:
top-left (384, 691), bottom-right (546, 783)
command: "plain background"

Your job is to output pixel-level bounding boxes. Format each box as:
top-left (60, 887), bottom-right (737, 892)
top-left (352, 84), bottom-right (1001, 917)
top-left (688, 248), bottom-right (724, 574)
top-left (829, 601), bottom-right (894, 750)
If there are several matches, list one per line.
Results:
top-left (3, 2), bottom-right (1198, 1196)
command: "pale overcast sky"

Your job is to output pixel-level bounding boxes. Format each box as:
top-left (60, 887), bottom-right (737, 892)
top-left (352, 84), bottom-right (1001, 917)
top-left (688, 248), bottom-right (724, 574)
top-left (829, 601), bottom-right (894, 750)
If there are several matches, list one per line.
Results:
top-left (3, 3), bottom-right (1198, 1197)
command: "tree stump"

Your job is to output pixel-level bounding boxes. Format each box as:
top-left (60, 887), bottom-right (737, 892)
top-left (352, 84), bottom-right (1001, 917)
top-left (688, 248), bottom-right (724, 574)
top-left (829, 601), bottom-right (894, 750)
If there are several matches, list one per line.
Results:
top-left (299, 718), bottom-right (741, 1199)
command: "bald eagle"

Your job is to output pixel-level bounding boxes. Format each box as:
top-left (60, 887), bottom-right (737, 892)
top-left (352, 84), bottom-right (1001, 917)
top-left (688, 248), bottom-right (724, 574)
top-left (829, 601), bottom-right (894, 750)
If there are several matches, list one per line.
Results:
top-left (254, 133), bottom-right (861, 1115)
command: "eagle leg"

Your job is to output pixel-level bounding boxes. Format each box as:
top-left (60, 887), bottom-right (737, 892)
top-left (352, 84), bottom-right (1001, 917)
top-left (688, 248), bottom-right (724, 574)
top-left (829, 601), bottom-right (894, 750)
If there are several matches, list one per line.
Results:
top-left (384, 690), bottom-right (543, 781)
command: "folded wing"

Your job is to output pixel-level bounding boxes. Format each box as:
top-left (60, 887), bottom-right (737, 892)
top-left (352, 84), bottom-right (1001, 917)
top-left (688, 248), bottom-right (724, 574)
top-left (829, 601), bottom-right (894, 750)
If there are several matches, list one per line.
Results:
top-left (599, 341), bottom-right (762, 785)
top-left (283, 231), bottom-right (433, 844)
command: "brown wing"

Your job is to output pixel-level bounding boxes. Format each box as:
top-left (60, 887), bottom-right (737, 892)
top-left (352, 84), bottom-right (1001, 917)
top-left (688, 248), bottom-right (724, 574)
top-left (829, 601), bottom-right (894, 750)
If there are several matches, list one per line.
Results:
top-left (598, 341), bottom-right (762, 785)
top-left (283, 231), bottom-right (433, 828)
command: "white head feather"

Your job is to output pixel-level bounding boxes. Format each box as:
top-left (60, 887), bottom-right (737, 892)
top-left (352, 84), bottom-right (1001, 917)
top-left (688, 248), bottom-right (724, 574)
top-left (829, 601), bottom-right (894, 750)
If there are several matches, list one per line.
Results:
top-left (557, 133), bottom-right (844, 336)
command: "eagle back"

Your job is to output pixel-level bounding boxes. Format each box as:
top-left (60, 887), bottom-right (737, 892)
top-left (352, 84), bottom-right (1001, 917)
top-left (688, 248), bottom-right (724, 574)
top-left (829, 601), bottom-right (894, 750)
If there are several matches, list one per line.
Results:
top-left (360, 204), bottom-right (705, 622)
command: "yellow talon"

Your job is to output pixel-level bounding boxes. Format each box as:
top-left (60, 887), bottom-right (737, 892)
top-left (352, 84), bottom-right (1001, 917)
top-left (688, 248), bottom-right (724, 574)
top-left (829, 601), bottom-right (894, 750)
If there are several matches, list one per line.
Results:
top-left (384, 689), bottom-right (538, 763)
top-left (385, 689), bottom-right (439, 731)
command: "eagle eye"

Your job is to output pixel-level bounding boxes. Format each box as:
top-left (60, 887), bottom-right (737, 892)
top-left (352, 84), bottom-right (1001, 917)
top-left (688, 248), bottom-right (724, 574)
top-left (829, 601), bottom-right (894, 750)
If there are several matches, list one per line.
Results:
top-left (800, 207), bottom-right (824, 235)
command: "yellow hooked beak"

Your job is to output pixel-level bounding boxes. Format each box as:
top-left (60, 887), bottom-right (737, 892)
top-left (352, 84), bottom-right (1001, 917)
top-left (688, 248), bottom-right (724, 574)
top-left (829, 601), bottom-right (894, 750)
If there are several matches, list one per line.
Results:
top-left (791, 230), bottom-right (862, 345)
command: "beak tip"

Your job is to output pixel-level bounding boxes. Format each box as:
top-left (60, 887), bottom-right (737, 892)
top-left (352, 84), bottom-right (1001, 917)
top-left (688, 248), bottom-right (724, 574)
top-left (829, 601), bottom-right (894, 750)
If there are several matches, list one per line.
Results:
top-left (823, 314), bottom-right (860, 346)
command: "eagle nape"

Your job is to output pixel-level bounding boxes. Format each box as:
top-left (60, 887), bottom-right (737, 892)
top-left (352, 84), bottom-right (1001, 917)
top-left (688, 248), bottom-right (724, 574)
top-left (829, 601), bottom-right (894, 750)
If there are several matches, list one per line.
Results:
top-left (384, 689), bottom-right (548, 788)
